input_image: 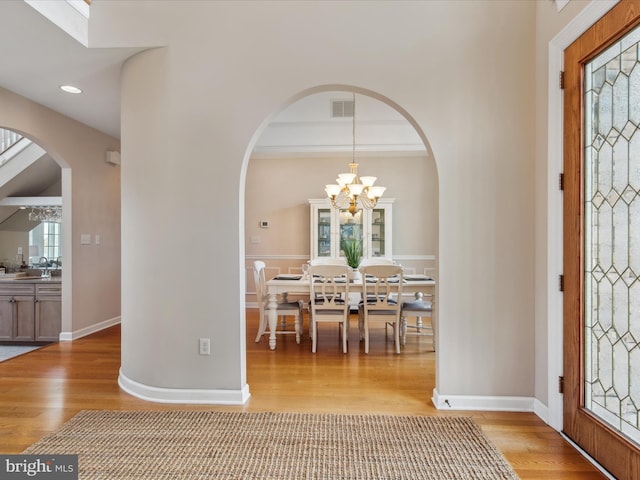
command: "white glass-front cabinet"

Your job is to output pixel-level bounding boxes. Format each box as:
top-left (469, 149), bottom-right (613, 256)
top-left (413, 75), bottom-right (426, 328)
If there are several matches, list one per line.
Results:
top-left (309, 198), bottom-right (393, 261)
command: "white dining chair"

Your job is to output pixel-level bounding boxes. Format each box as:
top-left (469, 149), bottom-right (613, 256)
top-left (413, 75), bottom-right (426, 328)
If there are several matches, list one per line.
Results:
top-left (358, 258), bottom-right (395, 267)
top-left (309, 257), bottom-right (347, 266)
top-left (358, 264), bottom-right (403, 354)
top-left (309, 258), bottom-right (348, 303)
top-left (308, 264), bottom-right (350, 353)
top-left (400, 292), bottom-right (435, 351)
top-left (253, 261), bottom-right (303, 344)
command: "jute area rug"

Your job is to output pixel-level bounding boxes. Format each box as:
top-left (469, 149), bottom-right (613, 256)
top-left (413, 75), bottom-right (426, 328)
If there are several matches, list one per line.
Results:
top-left (24, 410), bottom-right (520, 479)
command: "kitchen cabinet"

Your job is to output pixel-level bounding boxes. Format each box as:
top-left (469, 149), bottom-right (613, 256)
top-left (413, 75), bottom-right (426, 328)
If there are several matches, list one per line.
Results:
top-left (35, 283), bottom-right (62, 342)
top-left (0, 281), bottom-right (61, 342)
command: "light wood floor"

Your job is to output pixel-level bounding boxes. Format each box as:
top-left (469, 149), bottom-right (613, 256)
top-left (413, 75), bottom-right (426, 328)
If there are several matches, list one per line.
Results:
top-left (0, 310), bottom-right (606, 479)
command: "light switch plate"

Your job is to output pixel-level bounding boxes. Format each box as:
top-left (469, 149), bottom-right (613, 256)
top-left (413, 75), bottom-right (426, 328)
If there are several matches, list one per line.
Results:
top-left (80, 234), bottom-right (91, 245)
top-left (199, 338), bottom-right (211, 355)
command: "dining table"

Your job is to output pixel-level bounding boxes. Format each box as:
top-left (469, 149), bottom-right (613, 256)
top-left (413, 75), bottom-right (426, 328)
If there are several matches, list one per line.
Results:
top-left (265, 274), bottom-right (436, 350)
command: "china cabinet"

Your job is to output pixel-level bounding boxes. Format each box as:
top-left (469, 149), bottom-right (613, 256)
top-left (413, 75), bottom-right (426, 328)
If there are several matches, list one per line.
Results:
top-left (309, 198), bottom-right (393, 261)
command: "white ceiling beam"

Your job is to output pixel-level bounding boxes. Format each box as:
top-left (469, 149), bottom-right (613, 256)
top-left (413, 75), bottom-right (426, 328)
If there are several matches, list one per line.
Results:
top-left (0, 196), bottom-right (62, 206)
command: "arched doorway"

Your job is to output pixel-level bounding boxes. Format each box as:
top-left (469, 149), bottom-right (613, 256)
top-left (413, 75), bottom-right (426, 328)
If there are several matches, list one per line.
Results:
top-left (242, 86), bottom-right (438, 406)
top-left (0, 127), bottom-right (67, 341)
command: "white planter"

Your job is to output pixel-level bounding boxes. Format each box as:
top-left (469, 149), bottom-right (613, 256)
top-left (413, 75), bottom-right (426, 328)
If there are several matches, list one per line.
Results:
top-left (349, 268), bottom-right (361, 282)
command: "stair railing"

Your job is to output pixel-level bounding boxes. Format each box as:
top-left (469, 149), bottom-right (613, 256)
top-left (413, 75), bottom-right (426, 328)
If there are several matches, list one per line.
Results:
top-left (0, 129), bottom-right (23, 157)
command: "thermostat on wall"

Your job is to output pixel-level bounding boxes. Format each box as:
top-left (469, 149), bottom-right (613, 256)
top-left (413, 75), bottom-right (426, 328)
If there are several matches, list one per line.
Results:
top-left (259, 220), bottom-right (269, 228)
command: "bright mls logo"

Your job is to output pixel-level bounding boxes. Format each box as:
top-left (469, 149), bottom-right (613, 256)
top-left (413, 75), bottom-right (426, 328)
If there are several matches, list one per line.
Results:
top-left (0, 455), bottom-right (77, 479)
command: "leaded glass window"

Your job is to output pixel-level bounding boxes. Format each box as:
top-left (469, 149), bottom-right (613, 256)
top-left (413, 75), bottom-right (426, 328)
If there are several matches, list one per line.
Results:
top-left (584, 24), bottom-right (640, 446)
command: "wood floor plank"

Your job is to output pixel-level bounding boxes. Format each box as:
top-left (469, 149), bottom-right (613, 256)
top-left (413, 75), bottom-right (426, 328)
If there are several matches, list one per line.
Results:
top-left (0, 311), bottom-right (607, 479)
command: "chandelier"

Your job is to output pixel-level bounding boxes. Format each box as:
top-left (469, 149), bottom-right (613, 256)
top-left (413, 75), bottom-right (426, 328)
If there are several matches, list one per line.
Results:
top-left (324, 94), bottom-right (385, 216)
top-left (28, 206), bottom-right (62, 223)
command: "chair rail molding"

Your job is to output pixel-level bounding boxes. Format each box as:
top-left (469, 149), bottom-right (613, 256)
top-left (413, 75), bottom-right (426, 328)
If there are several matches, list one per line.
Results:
top-left (245, 254), bottom-right (309, 261)
top-left (245, 254), bottom-right (436, 261)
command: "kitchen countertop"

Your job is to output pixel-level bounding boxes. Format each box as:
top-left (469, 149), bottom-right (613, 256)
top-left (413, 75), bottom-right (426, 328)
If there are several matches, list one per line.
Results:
top-left (0, 276), bottom-right (61, 284)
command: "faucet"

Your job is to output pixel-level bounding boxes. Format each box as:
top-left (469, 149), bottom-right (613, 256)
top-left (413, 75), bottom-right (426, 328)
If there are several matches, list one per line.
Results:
top-left (39, 256), bottom-right (49, 277)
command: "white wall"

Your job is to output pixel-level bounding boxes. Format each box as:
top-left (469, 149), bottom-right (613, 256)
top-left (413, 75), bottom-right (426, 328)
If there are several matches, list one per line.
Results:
top-left (0, 231), bottom-right (28, 267)
top-left (0, 87), bottom-right (121, 337)
top-left (98, 0), bottom-right (541, 404)
top-left (533, 0), bottom-right (593, 417)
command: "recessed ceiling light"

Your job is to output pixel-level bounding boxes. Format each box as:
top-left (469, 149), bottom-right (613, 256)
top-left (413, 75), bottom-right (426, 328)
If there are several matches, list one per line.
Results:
top-left (60, 85), bottom-right (82, 94)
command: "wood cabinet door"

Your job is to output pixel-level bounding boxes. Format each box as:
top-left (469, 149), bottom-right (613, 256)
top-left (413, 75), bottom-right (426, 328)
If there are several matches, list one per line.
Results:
top-left (0, 296), bottom-right (14, 341)
top-left (13, 295), bottom-right (35, 341)
top-left (35, 296), bottom-right (61, 342)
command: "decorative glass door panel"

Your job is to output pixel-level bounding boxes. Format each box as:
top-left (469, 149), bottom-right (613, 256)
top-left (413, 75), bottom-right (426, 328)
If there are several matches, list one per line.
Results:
top-left (584, 23), bottom-right (640, 446)
top-left (317, 208), bottom-right (332, 257)
top-left (338, 209), bottom-right (363, 256)
top-left (370, 208), bottom-right (386, 257)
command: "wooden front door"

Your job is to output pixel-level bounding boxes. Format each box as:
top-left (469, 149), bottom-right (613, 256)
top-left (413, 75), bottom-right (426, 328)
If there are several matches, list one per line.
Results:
top-left (563, 2), bottom-right (640, 479)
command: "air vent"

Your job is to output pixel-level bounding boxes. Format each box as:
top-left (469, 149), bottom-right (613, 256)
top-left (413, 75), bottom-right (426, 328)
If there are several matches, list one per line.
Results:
top-left (331, 100), bottom-right (354, 118)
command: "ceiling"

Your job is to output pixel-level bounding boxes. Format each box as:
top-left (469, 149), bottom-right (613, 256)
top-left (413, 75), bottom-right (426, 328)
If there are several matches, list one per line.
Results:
top-left (0, 1), bottom-right (140, 231)
top-left (0, 1), bottom-right (142, 139)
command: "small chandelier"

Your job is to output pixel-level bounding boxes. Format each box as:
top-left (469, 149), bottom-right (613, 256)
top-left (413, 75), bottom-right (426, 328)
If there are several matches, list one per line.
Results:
top-left (324, 93), bottom-right (385, 216)
top-left (28, 206), bottom-right (62, 223)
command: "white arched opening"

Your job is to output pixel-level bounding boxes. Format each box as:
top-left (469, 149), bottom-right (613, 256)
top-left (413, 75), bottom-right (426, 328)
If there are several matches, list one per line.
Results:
top-left (239, 84), bottom-right (439, 398)
top-left (0, 127), bottom-right (71, 337)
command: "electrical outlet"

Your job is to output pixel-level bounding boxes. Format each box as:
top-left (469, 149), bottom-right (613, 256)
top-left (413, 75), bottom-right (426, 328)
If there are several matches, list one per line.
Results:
top-left (199, 338), bottom-right (211, 355)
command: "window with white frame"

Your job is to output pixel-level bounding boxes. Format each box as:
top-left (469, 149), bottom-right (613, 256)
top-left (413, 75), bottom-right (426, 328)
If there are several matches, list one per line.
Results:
top-left (29, 222), bottom-right (61, 265)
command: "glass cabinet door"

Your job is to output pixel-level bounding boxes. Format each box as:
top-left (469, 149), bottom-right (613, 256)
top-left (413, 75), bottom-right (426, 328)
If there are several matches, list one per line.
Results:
top-left (370, 208), bottom-right (386, 257)
top-left (338, 209), bottom-right (363, 256)
top-left (310, 198), bottom-right (393, 261)
top-left (317, 208), bottom-right (332, 257)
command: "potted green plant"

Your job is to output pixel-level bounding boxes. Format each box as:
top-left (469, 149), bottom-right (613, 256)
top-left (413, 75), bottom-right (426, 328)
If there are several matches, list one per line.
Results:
top-left (341, 238), bottom-right (362, 279)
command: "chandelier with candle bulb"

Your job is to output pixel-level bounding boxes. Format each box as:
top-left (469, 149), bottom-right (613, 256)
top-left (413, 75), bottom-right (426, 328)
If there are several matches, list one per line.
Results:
top-left (28, 206), bottom-right (62, 223)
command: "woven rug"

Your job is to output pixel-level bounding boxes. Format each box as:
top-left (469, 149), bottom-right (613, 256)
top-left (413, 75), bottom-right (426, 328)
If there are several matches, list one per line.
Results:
top-left (23, 410), bottom-right (519, 479)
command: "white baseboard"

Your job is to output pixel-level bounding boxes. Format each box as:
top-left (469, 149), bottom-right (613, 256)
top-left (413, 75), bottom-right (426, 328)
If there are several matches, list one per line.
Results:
top-left (118, 369), bottom-right (251, 405)
top-left (59, 315), bottom-right (121, 341)
top-left (432, 388), bottom-right (535, 412)
top-left (533, 398), bottom-right (549, 424)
